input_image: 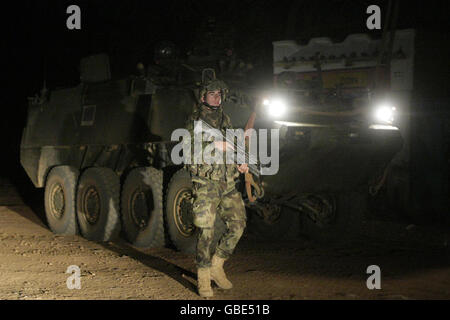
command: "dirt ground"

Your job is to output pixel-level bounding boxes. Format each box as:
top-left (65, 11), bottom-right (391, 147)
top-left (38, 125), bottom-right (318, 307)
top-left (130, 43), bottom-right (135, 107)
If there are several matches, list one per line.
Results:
top-left (0, 177), bottom-right (449, 300)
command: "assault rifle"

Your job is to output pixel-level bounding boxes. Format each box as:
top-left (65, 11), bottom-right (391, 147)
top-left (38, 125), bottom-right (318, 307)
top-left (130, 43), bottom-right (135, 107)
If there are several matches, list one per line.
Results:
top-left (195, 117), bottom-right (264, 202)
top-left (195, 118), bottom-right (261, 178)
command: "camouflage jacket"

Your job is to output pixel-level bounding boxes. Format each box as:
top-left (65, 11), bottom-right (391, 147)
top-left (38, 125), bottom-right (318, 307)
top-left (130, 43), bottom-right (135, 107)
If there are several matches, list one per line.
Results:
top-left (185, 103), bottom-right (239, 182)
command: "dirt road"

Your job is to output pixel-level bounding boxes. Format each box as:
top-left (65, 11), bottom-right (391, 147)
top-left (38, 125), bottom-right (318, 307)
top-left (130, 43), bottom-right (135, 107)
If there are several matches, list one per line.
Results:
top-left (0, 177), bottom-right (449, 300)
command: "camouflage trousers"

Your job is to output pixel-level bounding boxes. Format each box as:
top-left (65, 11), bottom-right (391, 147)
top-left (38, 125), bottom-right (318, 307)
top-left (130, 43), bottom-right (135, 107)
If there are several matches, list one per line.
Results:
top-left (192, 178), bottom-right (246, 268)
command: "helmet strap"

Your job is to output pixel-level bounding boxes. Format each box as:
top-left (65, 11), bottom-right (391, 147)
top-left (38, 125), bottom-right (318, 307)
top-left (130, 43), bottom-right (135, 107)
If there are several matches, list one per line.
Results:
top-left (202, 101), bottom-right (221, 110)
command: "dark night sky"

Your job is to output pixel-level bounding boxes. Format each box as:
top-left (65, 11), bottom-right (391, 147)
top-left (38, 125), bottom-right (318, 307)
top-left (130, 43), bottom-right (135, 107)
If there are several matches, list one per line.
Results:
top-left (5, 1), bottom-right (447, 92)
top-left (1, 0), bottom-right (449, 177)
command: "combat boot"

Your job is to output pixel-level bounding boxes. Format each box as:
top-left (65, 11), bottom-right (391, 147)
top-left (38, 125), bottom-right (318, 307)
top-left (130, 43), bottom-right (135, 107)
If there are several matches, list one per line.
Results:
top-left (197, 267), bottom-right (213, 297)
top-left (210, 255), bottom-right (233, 289)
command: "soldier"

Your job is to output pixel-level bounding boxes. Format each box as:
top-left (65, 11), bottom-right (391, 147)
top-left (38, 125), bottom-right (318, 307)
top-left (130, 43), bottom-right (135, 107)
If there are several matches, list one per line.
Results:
top-left (185, 79), bottom-right (249, 297)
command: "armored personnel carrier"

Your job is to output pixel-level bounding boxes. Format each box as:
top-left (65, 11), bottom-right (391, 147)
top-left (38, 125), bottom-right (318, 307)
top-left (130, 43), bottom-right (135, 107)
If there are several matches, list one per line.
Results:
top-left (20, 50), bottom-right (256, 252)
top-left (20, 30), bottom-right (405, 252)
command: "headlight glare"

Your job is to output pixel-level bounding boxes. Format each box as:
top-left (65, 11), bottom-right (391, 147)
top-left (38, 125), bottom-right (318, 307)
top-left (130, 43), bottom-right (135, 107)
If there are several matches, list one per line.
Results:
top-left (266, 98), bottom-right (287, 118)
top-left (374, 104), bottom-right (396, 124)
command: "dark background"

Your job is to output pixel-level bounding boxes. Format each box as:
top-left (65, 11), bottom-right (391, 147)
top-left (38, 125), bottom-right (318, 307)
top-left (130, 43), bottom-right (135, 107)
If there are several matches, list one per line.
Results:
top-left (1, 1), bottom-right (449, 223)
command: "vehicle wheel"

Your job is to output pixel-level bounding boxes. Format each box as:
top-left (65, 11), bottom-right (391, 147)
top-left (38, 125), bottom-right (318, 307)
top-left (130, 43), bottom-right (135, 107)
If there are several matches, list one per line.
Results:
top-left (76, 167), bottom-right (121, 241)
top-left (44, 166), bottom-right (79, 235)
top-left (165, 169), bottom-right (225, 254)
top-left (121, 167), bottom-right (165, 248)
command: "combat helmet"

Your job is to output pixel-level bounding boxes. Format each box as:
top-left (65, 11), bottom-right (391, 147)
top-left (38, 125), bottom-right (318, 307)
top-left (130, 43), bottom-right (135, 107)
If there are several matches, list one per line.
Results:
top-left (199, 78), bottom-right (229, 105)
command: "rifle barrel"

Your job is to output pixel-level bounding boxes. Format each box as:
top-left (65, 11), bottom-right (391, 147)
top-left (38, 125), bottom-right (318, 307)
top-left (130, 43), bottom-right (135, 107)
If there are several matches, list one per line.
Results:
top-left (199, 119), bottom-right (259, 164)
top-left (197, 119), bottom-right (261, 177)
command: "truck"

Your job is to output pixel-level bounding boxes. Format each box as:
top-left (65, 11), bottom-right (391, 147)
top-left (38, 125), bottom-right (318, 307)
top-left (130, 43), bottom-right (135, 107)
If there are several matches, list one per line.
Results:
top-left (244, 30), bottom-right (413, 239)
top-left (254, 27), bottom-right (450, 236)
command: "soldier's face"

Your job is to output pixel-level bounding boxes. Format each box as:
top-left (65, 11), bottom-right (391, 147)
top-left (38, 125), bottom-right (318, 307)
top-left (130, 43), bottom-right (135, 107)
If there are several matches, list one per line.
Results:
top-left (202, 90), bottom-right (222, 107)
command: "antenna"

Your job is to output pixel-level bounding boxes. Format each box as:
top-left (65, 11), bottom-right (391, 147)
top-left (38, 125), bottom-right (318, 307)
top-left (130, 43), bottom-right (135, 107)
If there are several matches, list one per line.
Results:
top-left (40, 56), bottom-right (48, 102)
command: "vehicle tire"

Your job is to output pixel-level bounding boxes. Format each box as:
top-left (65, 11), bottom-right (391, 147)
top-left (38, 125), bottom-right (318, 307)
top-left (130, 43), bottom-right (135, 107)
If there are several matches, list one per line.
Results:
top-left (76, 167), bottom-right (121, 241)
top-left (44, 166), bottom-right (79, 235)
top-left (121, 167), bottom-right (165, 248)
top-left (165, 169), bottom-right (226, 255)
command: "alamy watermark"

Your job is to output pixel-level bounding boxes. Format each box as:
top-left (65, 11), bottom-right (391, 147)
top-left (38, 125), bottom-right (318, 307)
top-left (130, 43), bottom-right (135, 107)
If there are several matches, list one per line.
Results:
top-left (170, 121), bottom-right (280, 175)
top-left (366, 265), bottom-right (381, 290)
top-left (66, 265), bottom-right (81, 289)
top-left (366, 5), bottom-right (381, 30)
top-left (66, 5), bottom-right (81, 30)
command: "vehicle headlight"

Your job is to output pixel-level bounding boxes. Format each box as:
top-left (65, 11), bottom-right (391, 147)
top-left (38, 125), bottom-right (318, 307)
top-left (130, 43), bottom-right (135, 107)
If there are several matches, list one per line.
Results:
top-left (374, 104), bottom-right (396, 124)
top-left (263, 98), bottom-right (287, 118)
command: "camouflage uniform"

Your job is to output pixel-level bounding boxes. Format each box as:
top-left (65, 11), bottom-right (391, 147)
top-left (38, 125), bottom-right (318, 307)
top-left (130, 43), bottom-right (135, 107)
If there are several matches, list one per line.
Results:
top-left (185, 95), bottom-right (246, 268)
